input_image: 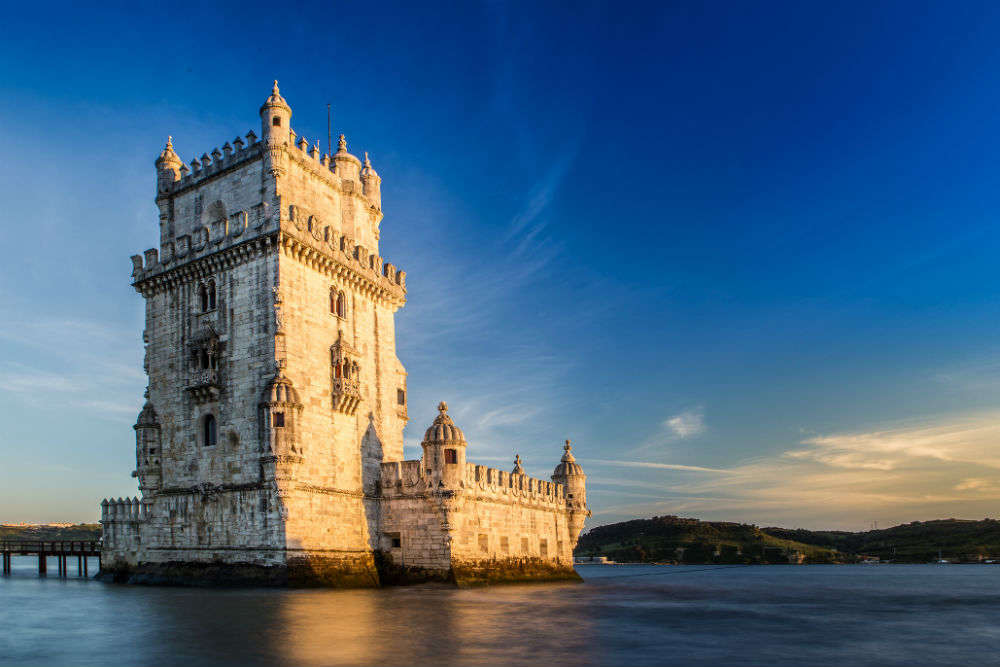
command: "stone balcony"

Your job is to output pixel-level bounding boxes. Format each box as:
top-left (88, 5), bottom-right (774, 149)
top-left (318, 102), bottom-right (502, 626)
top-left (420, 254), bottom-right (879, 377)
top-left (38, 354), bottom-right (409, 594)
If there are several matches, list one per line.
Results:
top-left (186, 368), bottom-right (221, 403)
top-left (333, 377), bottom-right (361, 415)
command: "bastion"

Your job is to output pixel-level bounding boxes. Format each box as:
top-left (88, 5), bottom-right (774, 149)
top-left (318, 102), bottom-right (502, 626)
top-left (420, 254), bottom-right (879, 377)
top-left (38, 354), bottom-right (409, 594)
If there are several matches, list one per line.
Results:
top-left (99, 82), bottom-right (590, 587)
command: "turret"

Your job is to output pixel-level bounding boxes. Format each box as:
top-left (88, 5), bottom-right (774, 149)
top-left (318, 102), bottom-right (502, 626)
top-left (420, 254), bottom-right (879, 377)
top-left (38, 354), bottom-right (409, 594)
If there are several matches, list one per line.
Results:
top-left (360, 151), bottom-right (382, 209)
top-left (260, 80), bottom-right (291, 145)
top-left (333, 134), bottom-right (362, 182)
top-left (420, 401), bottom-right (467, 488)
top-left (154, 136), bottom-right (183, 193)
top-left (259, 374), bottom-right (303, 460)
top-left (133, 401), bottom-right (162, 493)
top-left (552, 439), bottom-right (589, 544)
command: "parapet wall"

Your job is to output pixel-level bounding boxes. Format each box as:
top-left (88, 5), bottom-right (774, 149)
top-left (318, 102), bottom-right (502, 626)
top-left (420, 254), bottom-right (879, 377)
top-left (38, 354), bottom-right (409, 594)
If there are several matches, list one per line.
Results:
top-left (379, 459), bottom-right (566, 507)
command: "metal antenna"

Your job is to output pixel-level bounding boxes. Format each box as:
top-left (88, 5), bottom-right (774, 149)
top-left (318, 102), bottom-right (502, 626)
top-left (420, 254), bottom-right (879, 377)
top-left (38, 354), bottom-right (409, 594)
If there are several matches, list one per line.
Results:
top-left (327, 103), bottom-right (332, 156)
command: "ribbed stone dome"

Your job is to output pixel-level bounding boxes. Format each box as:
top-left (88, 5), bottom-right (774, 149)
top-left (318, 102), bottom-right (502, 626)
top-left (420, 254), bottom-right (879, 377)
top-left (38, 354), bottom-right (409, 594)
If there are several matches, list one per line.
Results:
top-left (135, 401), bottom-right (159, 427)
top-left (260, 80), bottom-right (291, 113)
top-left (552, 440), bottom-right (584, 477)
top-left (261, 373), bottom-right (301, 405)
top-left (422, 401), bottom-right (466, 444)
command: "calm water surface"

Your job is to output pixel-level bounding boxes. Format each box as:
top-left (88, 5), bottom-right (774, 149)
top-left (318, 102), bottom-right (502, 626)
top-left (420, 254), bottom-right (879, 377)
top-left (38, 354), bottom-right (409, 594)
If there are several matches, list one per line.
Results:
top-left (2, 560), bottom-right (1000, 666)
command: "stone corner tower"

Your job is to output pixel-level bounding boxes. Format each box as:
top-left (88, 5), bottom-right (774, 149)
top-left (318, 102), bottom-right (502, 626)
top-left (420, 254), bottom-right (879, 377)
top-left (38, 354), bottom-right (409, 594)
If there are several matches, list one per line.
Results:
top-left (101, 82), bottom-right (409, 585)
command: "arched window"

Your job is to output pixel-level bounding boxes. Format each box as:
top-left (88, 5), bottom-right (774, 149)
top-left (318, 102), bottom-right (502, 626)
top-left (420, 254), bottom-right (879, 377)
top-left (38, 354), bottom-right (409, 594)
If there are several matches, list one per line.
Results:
top-left (336, 292), bottom-right (346, 318)
top-left (343, 361), bottom-right (351, 379)
top-left (330, 288), bottom-right (337, 314)
top-left (335, 361), bottom-right (342, 378)
top-left (208, 280), bottom-right (216, 310)
top-left (203, 415), bottom-right (217, 447)
top-left (272, 117), bottom-right (281, 127)
top-left (199, 284), bottom-right (208, 312)
top-left (200, 349), bottom-right (209, 370)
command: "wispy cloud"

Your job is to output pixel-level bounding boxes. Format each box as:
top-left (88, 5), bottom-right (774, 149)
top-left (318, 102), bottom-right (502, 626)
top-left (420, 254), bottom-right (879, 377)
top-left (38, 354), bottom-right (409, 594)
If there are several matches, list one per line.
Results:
top-left (586, 459), bottom-right (728, 474)
top-left (666, 410), bottom-right (705, 439)
top-left (588, 410), bottom-right (1000, 530)
top-left (0, 314), bottom-right (143, 421)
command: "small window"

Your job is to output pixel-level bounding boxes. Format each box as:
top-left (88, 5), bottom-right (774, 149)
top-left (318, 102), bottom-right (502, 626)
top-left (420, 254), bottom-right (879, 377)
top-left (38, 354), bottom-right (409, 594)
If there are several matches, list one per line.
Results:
top-left (445, 449), bottom-right (458, 464)
top-left (335, 361), bottom-right (342, 378)
top-left (500, 536), bottom-right (510, 553)
top-left (273, 117), bottom-right (281, 127)
top-left (392, 536), bottom-right (401, 548)
top-left (199, 284), bottom-right (208, 312)
top-left (200, 349), bottom-right (209, 370)
top-left (397, 389), bottom-right (406, 405)
top-left (208, 280), bottom-right (216, 310)
top-left (330, 289), bottom-right (337, 314)
top-left (478, 534), bottom-right (489, 553)
top-left (203, 415), bottom-right (217, 447)
top-left (540, 539), bottom-right (548, 557)
top-left (521, 537), bottom-right (530, 553)
top-left (273, 412), bottom-right (285, 428)
top-left (336, 292), bottom-right (346, 318)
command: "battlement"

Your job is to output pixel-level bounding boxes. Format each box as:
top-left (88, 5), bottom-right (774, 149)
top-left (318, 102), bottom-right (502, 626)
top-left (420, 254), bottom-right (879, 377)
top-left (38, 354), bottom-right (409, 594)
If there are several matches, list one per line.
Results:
top-left (100, 497), bottom-right (148, 523)
top-left (464, 463), bottom-right (566, 503)
top-left (378, 459), bottom-right (566, 505)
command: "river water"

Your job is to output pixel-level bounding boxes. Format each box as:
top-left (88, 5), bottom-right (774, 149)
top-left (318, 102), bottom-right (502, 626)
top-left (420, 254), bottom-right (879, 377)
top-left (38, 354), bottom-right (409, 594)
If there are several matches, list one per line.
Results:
top-left (2, 560), bottom-right (999, 666)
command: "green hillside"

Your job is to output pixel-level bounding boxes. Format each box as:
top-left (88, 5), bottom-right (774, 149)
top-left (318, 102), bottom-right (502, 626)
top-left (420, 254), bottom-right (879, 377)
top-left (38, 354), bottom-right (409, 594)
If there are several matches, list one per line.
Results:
top-left (575, 515), bottom-right (839, 563)
top-left (763, 518), bottom-right (1000, 562)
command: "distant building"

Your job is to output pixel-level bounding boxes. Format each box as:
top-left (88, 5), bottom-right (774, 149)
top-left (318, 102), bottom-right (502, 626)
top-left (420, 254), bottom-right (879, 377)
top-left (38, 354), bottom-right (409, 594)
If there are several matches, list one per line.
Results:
top-left (100, 83), bottom-right (590, 586)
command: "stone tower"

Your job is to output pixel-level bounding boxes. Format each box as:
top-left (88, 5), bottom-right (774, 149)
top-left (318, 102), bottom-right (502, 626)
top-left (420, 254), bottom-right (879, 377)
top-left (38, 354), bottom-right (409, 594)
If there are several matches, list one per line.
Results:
top-left (100, 83), bottom-right (588, 587)
top-left (103, 82), bottom-right (408, 585)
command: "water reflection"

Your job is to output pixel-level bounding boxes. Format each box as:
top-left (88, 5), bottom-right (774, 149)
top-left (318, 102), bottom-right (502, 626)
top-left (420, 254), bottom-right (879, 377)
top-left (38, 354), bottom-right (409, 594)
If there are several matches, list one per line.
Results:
top-left (4, 565), bottom-right (1000, 666)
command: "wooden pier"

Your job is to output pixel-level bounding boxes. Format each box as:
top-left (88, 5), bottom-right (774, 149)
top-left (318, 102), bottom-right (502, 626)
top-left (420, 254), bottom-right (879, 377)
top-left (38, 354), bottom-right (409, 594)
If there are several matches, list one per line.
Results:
top-left (1, 541), bottom-right (100, 577)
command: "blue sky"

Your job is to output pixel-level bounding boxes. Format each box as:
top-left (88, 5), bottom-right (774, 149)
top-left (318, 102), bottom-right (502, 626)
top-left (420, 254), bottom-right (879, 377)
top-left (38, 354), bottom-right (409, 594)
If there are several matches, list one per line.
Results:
top-left (3, 1), bottom-right (1000, 529)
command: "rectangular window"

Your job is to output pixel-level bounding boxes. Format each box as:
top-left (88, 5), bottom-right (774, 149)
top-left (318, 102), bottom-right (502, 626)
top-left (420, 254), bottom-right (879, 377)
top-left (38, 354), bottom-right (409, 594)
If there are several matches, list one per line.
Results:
top-left (397, 388), bottom-right (406, 405)
top-left (445, 449), bottom-right (457, 464)
top-left (521, 537), bottom-right (530, 554)
top-left (540, 539), bottom-right (548, 557)
top-left (273, 412), bottom-right (285, 428)
top-left (478, 534), bottom-right (489, 553)
top-left (500, 536), bottom-right (510, 554)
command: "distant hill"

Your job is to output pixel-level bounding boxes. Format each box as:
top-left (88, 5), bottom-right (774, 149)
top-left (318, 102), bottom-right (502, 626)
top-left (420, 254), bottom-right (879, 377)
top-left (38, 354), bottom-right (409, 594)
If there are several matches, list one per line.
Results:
top-left (575, 515), bottom-right (839, 564)
top-left (0, 524), bottom-right (101, 542)
top-left (763, 518), bottom-right (1000, 562)
top-left (576, 516), bottom-right (1000, 563)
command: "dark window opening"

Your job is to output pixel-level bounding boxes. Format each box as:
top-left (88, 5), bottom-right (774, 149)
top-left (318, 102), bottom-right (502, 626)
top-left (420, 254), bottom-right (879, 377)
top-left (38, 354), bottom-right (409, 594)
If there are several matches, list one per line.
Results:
top-left (336, 292), bottom-right (346, 318)
top-left (335, 361), bottom-right (342, 378)
top-left (208, 281), bottom-right (216, 310)
top-left (200, 349), bottom-right (209, 369)
top-left (273, 412), bottom-right (285, 428)
top-left (391, 537), bottom-right (401, 548)
top-left (445, 449), bottom-right (458, 464)
top-left (203, 414), bottom-right (217, 447)
top-left (272, 117), bottom-right (281, 127)
top-left (397, 389), bottom-right (405, 405)
top-left (199, 284), bottom-right (208, 312)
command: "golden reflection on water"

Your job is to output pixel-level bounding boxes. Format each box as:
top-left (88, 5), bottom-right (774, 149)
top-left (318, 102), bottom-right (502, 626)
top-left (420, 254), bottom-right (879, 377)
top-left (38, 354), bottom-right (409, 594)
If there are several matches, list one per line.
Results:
top-left (273, 582), bottom-right (594, 666)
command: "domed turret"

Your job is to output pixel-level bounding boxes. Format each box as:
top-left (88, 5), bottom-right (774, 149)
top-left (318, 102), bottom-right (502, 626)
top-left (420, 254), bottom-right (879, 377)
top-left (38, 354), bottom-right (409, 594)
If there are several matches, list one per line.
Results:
top-left (155, 136), bottom-right (183, 192)
top-left (333, 134), bottom-right (362, 182)
top-left (260, 80), bottom-right (292, 145)
top-left (259, 373), bottom-right (303, 458)
top-left (133, 401), bottom-right (161, 492)
top-left (421, 401), bottom-right (467, 487)
top-left (551, 439), bottom-right (589, 547)
top-left (360, 151), bottom-right (382, 208)
top-left (551, 439), bottom-right (586, 507)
